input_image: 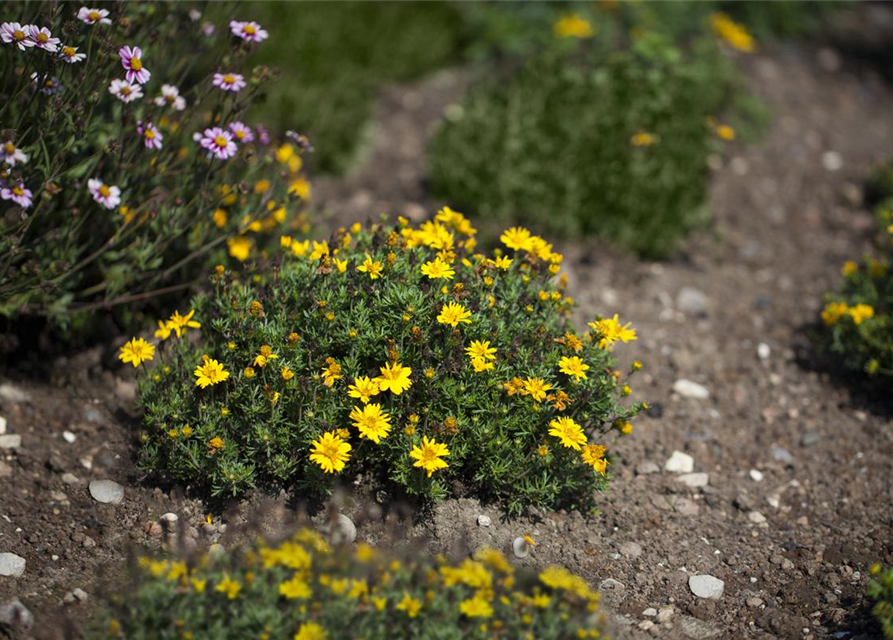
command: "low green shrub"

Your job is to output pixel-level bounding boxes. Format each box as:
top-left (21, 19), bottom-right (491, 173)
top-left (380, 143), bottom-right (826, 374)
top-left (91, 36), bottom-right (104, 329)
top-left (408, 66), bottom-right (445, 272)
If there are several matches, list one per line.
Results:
top-left (0, 1), bottom-right (311, 323)
top-left (94, 528), bottom-right (607, 640)
top-left (870, 564), bottom-right (893, 639)
top-left (250, 2), bottom-right (466, 174)
top-left (819, 202), bottom-right (893, 381)
top-left (429, 14), bottom-right (759, 257)
top-left (128, 212), bottom-right (643, 514)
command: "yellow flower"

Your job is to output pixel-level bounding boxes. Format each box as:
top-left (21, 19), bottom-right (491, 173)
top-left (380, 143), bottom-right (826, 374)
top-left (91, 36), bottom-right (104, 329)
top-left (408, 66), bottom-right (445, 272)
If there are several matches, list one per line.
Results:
top-left (215, 574), bottom-right (241, 599)
top-left (208, 436), bottom-right (225, 451)
top-left (549, 416), bottom-right (586, 450)
top-left (253, 345), bottom-right (279, 368)
top-left (348, 376), bottom-right (381, 403)
top-left (358, 256), bottom-right (384, 279)
top-left (710, 12), bottom-right (755, 52)
top-left (194, 357), bottom-right (230, 388)
top-left (631, 131), bottom-right (657, 147)
top-left (333, 258), bottom-right (348, 273)
top-left (493, 255), bottom-right (513, 270)
top-left (460, 596), bottom-right (494, 618)
top-left (841, 261), bottom-right (858, 277)
top-left (309, 240), bottom-right (329, 261)
top-left (281, 366), bottom-right (295, 381)
top-left (372, 596), bottom-right (388, 612)
top-left (420, 257), bottom-right (455, 280)
top-left (190, 578), bottom-right (206, 593)
top-left (154, 320), bottom-right (173, 340)
top-left (553, 14), bottom-right (594, 39)
top-left (848, 303), bottom-right (874, 325)
top-left (350, 403), bottom-right (392, 444)
top-left (294, 622), bottom-right (327, 640)
top-left (438, 301), bottom-right (472, 327)
top-left (558, 356), bottom-right (589, 381)
top-left (243, 366), bottom-right (256, 379)
top-left (321, 357), bottom-right (343, 387)
top-left (466, 340), bottom-right (497, 361)
top-left (500, 226), bottom-right (532, 252)
top-left (410, 436), bottom-right (450, 477)
top-left (309, 431), bottom-right (352, 473)
top-left (227, 236), bottom-right (252, 261)
top-left (396, 593), bottom-right (422, 618)
top-left (212, 208), bottom-right (228, 228)
top-left (522, 377), bottom-right (552, 402)
top-left (470, 357), bottom-right (494, 373)
top-left (375, 362), bottom-right (413, 395)
top-left (279, 576), bottom-right (312, 599)
top-left (168, 309), bottom-right (201, 337)
top-left (588, 314), bottom-right (637, 349)
top-left (118, 338), bottom-right (155, 367)
top-left (715, 124), bottom-right (736, 141)
top-left (291, 240), bottom-right (310, 257)
top-left (821, 301), bottom-right (848, 326)
top-left (581, 444), bottom-right (609, 475)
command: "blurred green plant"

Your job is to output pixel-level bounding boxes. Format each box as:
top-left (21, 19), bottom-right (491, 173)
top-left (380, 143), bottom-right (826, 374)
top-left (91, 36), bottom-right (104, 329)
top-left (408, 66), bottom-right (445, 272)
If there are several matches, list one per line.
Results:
top-left (250, 2), bottom-right (466, 174)
top-left (429, 20), bottom-right (763, 257)
top-left (0, 1), bottom-right (311, 325)
top-left (93, 528), bottom-right (607, 640)
top-left (870, 563), bottom-right (893, 639)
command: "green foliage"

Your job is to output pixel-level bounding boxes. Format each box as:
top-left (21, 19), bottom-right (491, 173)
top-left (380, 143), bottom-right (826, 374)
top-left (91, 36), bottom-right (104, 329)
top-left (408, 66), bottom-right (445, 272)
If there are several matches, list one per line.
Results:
top-left (869, 564), bottom-right (893, 639)
top-left (250, 2), bottom-right (466, 174)
top-left (93, 529), bottom-right (606, 640)
top-left (0, 1), bottom-right (311, 323)
top-left (429, 29), bottom-right (755, 257)
top-left (133, 213), bottom-right (642, 514)
top-left (819, 200), bottom-right (893, 380)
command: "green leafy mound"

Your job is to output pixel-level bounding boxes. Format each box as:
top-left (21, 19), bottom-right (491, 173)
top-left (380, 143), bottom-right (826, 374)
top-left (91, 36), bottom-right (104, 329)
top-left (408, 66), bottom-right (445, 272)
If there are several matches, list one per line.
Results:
top-left (94, 529), bottom-right (607, 640)
top-left (870, 564), bottom-right (893, 639)
top-left (429, 28), bottom-right (756, 258)
top-left (132, 212), bottom-right (643, 514)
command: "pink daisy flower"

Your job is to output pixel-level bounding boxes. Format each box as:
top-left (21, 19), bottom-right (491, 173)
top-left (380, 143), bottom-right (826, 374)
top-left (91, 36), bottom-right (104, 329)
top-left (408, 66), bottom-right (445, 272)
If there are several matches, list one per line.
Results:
top-left (26, 26), bottom-right (59, 52)
top-left (154, 84), bottom-right (186, 111)
top-left (109, 79), bottom-right (143, 103)
top-left (31, 72), bottom-right (62, 95)
top-left (255, 124), bottom-right (271, 146)
top-left (2, 141), bottom-right (29, 167)
top-left (87, 178), bottom-right (121, 210)
top-left (229, 20), bottom-right (268, 43)
top-left (212, 72), bottom-right (246, 92)
top-left (137, 121), bottom-right (163, 150)
top-left (59, 44), bottom-right (86, 64)
top-left (77, 7), bottom-right (112, 25)
top-left (198, 127), bottom-right (238, 160)
top-left (119, 45), bottom-right (150, 85)
top-left (1, 181), bottom-right (33, 208)
top-left (228, 121), bottom-right (254, 143)
top-left (201, 22), bottom-right (215, 37)
top-left (1, 22), bottom-right (34, 50)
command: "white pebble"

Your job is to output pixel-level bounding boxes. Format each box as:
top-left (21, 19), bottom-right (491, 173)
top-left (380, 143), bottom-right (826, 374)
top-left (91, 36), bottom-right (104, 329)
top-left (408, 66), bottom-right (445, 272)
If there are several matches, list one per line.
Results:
top-left (757, 343), bottom-right (771, 360)
top-left (664, 451), bottom-right (695, 474)
top-left (749, 469), bottom-right (764, 482)
top-left (89, 479), bottom-right (124, 505)
top-left (676, 473), bottom-right (709, 488)
top-left (0, 416), bottom-right (6, 434)
top-left (689, 574), bottom-right (725, 599)
top-left (672, 379), bottom-right (710, 400)
top-left (822, 151), bottom-right (843, 171)
top-left (62, 430), bottom-right (76, 444)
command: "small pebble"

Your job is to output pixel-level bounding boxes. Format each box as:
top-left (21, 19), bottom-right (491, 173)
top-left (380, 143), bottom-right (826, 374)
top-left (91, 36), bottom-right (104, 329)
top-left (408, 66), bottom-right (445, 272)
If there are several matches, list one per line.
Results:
top-left (512, 536), bottom-right (533, 559)
top-left (749, 469), bottom-right (764, 482)
top-left (673, 379), bottom-right (710, 400)
top-left (822, 151), bottom-right (843, 172)
top-left (643, 607), bottom-right (657, 617)
top-left (689, 574), bottom-right (725, 600)
top-left (746, 597), bottom-right (764, 608)
top-left (748, 511), bottom-right (767, 524)
top-left (0, 435), bottom-right (21, 450)
top-left (0, 553), bottom-right (26, 577)
top-left (757, 343), bottom-right (771, 359)
top-left (62, 430), bottom-right (77, 444)
top-left (676, 472), bottom-right (709, 488)
top-left (0, 416), bottom-right (6, 434)
top-left (477, 515), bottom-right (491, 528)
top-left (771, 447), bottom-right (794, 463)
top-left (664, 451), bottom-right (695, 474)
top-left (89, 479), bottom-right (124, 505)
top-left (801, 431), bottom-right (821, 447)
top-left (619, 542), bottom-right (643, 559)
top-left (636, 461), bottom-right (660, 475)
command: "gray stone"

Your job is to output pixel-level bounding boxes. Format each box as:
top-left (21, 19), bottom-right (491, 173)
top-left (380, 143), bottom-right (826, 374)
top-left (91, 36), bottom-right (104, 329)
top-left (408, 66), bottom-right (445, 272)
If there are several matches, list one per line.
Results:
top-left (757, 343), bottom-right (771, 360)
top-left (673, 379), bottom-right (710, 400)
top-left (676, 472), bottom-right (709, 488)
top-left (800, 431), bottom-right (821, 447)
top-left (642, 608), bottom-right (657, 617)
top-left (748, 511), bottom-right (767, 524)
top-left (0, 553), bottom-right (26, 577)
top-left (476, 515), bottom-right (492, 527)
top-left (675, 498), bottom-right (700, 516)
top-left (746, 597), bottom-right (764, 608)
top-left (689, 574), bottom-right (724, 600)
top-left (677, 287), bottom-right (708, 315)
top-left (598, 578), bottom-right (626, 593)
top-left (636, 461), bottom-right (660, 475)
top-left (665, 451), bottom-right (695, 474)
top-left (323, 513), bottom-right (356, 545)
top-left (657, 606), bottom-right (675, 623)
top-left (88, 479), bottom-right (124, 504)
top-left (0, 416), bottom-right (6, 434)
top-left (619, 542), bottom-right (643, 559)
top-left (678, 615), bottom-right (721, 639)
top-left (0, 435), bottom-right (21, 450)
top-left (772, 447), bottom-right (794, 463)
top-left (0, 462), bottom-right (10, 478)
top-left (63, 588), bottom-right (88, 604)
top-left (639, 620), bottom-right (655, 631)
top-left (61, 473), bottom-right (82, 485)
top-left (0, 598), bottom-right (33, 631)
top-left (0, 384), bottom-right (29, 404)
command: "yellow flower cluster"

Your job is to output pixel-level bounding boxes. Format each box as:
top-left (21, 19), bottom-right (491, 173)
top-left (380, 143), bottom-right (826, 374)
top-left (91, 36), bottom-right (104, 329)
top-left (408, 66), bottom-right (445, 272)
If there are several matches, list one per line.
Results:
top-left (710, 12), bottom-right (755, 53)
top-left (821, 301), bottom-right (875, 326)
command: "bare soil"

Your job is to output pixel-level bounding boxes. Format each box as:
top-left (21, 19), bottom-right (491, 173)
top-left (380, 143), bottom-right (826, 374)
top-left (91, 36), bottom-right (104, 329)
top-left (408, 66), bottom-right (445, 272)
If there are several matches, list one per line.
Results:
top-left (2, 38), bottom-right (893, 640)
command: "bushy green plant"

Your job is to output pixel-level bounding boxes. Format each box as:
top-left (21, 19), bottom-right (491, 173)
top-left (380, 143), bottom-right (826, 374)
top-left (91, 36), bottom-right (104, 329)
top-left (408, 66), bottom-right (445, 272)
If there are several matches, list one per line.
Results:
top-left (0, 1), bottom-right (311, 322)
top-left (870, 564), bottom-right (893, 639)
top-left (127, 211), bottom-right (643, 514)
top-left (819, 202), bottom-right (893, 380)
top-left (250, 2), bottom-right (466, 174)
top-left (429, 15), bottom-right (760, 257)
top-left (94, 528), bottom-right (607, 640)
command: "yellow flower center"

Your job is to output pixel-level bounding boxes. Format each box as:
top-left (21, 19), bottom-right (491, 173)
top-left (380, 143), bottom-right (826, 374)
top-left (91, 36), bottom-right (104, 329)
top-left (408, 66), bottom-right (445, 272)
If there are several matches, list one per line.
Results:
top-left (12, 186), bottom-right (23, 197)
top-left (13, 30), bottom-right (24, 40)
top-left (63, 46), bottom-right (76, 57)
top-left (145, 129), bottom-right (156, 140)
top-left (4, 143), bottom-right (15, 154)
top-left (120, 86), bottom-right (131, 96)
top-left (235, 130), bottom-right (245, 140)
top-left (37, 32), bottom-right (48, 43)
top-left (45, 79), bottom-right (54, 88)
top-left (99, 185), bottom-right (111, 197)
top-left (224, 74), bottom-right (235, 84)
top-left (244, 25), bottom-right (256, 34)
top-left (130, 57), bottom-right (142, 71)
top-left (88, 11), bottom-right (100, 21)
top-left (214, 135), bottom-right (228, 147)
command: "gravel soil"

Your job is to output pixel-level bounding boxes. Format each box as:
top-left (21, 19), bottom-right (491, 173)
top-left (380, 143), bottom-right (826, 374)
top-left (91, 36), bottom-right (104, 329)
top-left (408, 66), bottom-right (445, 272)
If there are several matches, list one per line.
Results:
top-left (2, 39), bottom-right (893, 640)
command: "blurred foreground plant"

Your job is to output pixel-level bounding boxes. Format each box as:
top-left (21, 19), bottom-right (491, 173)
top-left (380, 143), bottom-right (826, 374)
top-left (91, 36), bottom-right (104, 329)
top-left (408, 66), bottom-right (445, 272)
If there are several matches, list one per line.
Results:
top-left (0, 1), bottom-right (311, 324)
